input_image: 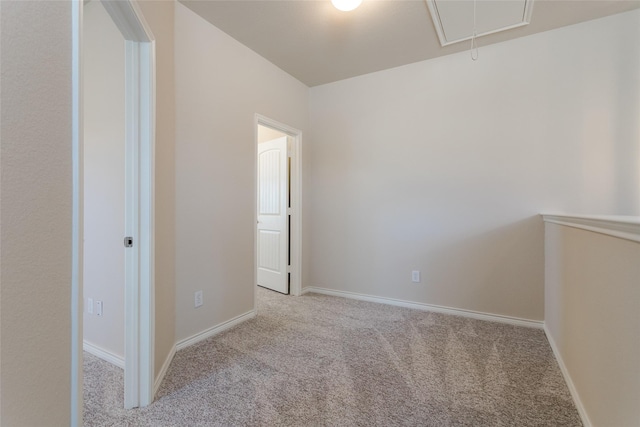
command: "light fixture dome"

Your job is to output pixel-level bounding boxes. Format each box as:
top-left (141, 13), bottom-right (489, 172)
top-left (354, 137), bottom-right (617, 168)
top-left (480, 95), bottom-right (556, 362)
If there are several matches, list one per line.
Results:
top-left (331, 0), bottom-right (362, 12)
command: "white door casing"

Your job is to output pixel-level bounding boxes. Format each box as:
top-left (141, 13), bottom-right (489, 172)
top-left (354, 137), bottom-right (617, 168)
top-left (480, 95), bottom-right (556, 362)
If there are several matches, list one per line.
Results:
top-left (254, 115), bottom-right (302, 300)
top-left (257, 137), bottom-right (289, 294)
top-left (103, 0), bottom-right (156, 410)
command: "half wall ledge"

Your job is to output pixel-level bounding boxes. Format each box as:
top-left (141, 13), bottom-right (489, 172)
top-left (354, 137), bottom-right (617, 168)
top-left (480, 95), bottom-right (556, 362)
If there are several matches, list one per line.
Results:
top-left (541, 213), bottom-right (640, 243)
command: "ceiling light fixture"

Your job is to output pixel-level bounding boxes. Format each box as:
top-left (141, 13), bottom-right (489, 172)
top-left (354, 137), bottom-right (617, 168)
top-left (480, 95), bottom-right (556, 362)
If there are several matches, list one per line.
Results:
top-left (331, 0), bottom-right (362, 12)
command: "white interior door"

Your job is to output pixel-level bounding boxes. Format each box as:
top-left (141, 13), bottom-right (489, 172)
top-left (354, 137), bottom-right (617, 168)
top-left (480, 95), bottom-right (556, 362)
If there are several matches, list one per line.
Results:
top-left (257, 136), bottom-right (289, 294)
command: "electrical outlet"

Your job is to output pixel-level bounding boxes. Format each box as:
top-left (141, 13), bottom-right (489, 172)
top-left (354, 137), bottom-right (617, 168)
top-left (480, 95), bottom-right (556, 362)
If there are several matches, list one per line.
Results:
top-left (88, 298), bottom-right (94, 315)
top-left (96, 300), bottom-right (103, 316)
top-left (195, 291), bottom-right (203, 308)
top-left (411, 270), bottom-right (421, 283)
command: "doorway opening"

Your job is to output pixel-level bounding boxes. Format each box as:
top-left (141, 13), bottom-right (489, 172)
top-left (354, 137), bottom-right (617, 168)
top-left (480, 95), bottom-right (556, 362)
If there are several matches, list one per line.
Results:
top-left (255, 116), bottom-right (302, 303)
top-left (71, 0), bottom-right (156, 423)
top-left (81, 0), bottom-right (127, 412)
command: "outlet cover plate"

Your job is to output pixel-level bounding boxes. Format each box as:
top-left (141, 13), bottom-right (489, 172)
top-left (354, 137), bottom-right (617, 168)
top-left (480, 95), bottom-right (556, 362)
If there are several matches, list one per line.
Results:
top-left (412, 270), bottom-right (421, 283)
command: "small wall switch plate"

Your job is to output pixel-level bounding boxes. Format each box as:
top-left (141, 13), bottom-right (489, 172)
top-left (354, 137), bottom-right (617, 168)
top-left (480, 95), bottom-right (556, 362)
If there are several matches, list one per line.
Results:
top-left (88, 298), bottom-right (94, 315)
top-left (412, 270), bottom-right (421, 283)
top-left (195, 290), bottom-right (203, 308)
top-left (96, 300), bottom-right (103, 316)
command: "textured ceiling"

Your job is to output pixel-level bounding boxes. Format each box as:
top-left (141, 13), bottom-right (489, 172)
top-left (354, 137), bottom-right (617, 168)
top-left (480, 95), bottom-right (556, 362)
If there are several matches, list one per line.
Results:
top-left (179, 0), bottom-right (640, 87)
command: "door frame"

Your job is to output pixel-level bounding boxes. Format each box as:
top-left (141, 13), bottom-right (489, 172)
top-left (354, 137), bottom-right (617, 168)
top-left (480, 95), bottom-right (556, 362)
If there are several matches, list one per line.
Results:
top-left (71, 0), bottom-right (156, 423)
top-left (254, 115), bottom-right (303, 299)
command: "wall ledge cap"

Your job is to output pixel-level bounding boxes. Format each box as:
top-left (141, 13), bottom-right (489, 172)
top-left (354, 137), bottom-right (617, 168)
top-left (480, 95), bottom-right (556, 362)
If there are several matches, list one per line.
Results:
top-left (541, 213), bottom-right (640, 243)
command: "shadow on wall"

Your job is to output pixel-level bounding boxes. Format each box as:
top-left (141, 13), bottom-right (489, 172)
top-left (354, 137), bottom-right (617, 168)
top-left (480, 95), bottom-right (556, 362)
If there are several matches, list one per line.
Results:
top-left (421, 215), bottom-right (545, 320)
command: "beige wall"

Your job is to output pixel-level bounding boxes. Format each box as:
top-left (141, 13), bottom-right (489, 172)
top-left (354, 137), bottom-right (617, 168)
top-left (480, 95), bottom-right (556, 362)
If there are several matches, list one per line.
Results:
top-left (174, 3), bottom-right (309, 342)
top-left (0, 3), bottom-right (636, 424)
top-left (136, 0), bottom-right (177, 379)
top-left (83, 0), bottom-right (126, 359)
top-left (0, 1), bottom-right (72, 424)
top-left (545, 222), bottom-right (640, 426)
top-left (308, 10), bottom-right (640, 321)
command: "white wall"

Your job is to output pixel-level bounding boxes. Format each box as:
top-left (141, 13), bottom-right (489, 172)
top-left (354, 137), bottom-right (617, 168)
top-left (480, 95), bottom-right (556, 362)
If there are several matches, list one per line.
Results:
top-left (0, 1), bottom-right (73, 424)
top-left (544, 221), bottom-right (640, 426)
top-left (83, 0), bottom-right (126, 359)
top-left (174, 3), bottom-right (309, 342)
top-left (308, 10), bottom-right (640, 321)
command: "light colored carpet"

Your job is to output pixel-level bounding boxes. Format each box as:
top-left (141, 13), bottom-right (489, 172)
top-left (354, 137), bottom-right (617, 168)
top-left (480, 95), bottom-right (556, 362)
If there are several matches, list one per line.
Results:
top-left (84, 288), bottom-right (582, 426)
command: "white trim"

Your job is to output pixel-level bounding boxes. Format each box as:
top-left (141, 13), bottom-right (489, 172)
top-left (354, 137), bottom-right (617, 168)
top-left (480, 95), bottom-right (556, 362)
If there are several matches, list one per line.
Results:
top-left (157, 311), bottom-right (257, 393)
top-left (176, 310), bottom-right (257, 351)
top-left (123, 38), bottom-right (141, 410)
top-left (300, 287), bottom-right (312, 295)
top-left (543, 326), bottom-right (592, 427)
top-left (137, 39), bottom-right (156, 409)
top-left (101, 0), bottom-right (153, 43)
top-left (304, 287), bottom-right (543, 329)
top-left (83, 341), bottom-right (125, 369)
top-left (153, 345), bottom-right (176, 396)
top-left (541, 213), bottom-right (640, 243)
top-left (254, 115), bottom-right (303, 299)
top-left (103, 0), bottom-right (156, 409)
top-left (71, 2), bottom-right (84, 425)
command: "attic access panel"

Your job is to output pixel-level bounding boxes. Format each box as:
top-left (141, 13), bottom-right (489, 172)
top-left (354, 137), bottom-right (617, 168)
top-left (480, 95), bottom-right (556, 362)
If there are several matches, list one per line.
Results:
top-left (427, 0), bottom-right (534, 46)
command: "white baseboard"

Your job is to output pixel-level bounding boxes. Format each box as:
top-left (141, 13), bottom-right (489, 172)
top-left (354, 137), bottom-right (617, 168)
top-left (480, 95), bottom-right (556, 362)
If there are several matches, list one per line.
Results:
top-left (83, 340), bottom-right (125, 369)
top-left (303, 286), bottom-right (543, 329)
top-left (176, 310), bottom-right (256, 351)
top-left (154, 344), bottom-right (176, 396)
top-left (543, 326), bottom-right (592, 427)
top-left (152, 310), bottom-right (256, 396)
